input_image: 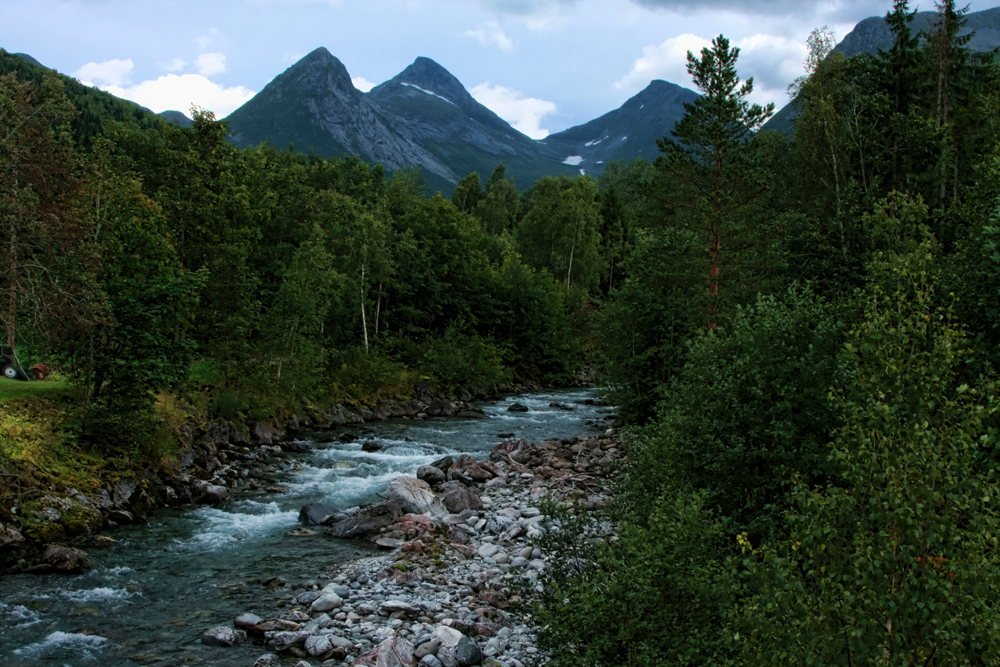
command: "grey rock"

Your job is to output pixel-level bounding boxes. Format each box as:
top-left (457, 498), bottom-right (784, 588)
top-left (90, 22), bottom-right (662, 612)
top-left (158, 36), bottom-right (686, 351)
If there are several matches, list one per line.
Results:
top-left (417, 465), bottom-right (447, 485)
top-left (299, 503), bottom-right (337, 525)
top-left (415, 638), bottom-right (441, 658)
top-left (201, 626), bottom-right (246, 647)
top-left (386, 476), bottom-right (447, 517)
top-left (253, 655), bottom-right (281, 667)
top-left (235, 612), bottom-right (263, 631)
top-left (327, 501), bottom-right (403, 538)
top-left (420, 655), bottom-right (444, 667)
top-left (311, 593), bottom-right (344, 612)
top-left (441, 487), bottom-right (483, 514)
top-left (507, 403), bottom-right (529, 413)
top-left (304, 634), bottom-right (334, 658)
top-left (271, 631), bottom-right (310, 651)
top-left (353, 636), bottom-right (417, 667)
top-left (455, 637), bottom-right (483, 666)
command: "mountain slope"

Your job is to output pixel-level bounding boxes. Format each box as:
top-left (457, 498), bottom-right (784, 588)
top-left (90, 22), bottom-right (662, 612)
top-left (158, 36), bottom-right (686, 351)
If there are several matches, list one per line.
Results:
top-left (226, 47), bottom-right (455, 185)
top-left (367, 57), bottom-right (575, 188)
top-left (540, 79), bottom-right (698, 175)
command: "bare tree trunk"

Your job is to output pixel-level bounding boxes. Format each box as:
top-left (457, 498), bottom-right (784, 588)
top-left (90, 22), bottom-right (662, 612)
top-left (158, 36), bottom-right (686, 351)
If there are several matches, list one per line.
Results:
top-left (360, 263), bottom-right (369, 353)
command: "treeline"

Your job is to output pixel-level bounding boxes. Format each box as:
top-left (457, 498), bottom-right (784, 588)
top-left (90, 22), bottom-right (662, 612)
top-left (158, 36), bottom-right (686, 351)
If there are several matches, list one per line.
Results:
top-left (535, 1), bottom-right (1000, 664)
top-left (0, 53), bottom-right (627, 457)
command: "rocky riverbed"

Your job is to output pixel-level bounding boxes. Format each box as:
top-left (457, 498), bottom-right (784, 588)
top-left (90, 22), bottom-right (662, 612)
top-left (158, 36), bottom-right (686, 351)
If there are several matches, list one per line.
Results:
top-left (207, 432), bottom-right (621, 667)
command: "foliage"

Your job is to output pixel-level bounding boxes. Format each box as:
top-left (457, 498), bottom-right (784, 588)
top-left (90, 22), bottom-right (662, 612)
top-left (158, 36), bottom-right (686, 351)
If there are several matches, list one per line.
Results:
top-left (624, 285), bottom-right (848, 540)
top-left (533, 493), bottom-right (738, 667)
top-left (743, 246), bottom-right (1000, 665)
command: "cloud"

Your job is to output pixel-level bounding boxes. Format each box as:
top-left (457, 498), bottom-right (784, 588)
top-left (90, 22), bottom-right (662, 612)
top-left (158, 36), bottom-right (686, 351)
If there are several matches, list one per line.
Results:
top-left (477, 0), bottom-right (578, 31)
top-left (162, 58), bottom-right (187, 73)
top-left (73, 59), bottom-right (134, 87)
top-left (615, 33), bottom-right (806, 108)
top-left (470, 82), bottom-right (557, 139)
top-left (102, 74), bottom-right (256, 117)
top-left (625, 0), bottom-right (874, 18)
top-left (196, 52), bottom-right (227, 76)
top-left (464, 21), bottom-right (516, 52)
top-left (352, 76), bottom-right (376, 92)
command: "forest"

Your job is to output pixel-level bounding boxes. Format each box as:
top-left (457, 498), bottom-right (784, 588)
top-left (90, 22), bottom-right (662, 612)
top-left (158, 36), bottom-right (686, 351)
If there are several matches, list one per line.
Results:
top-left (3, 0), bottom-right (1000, 662)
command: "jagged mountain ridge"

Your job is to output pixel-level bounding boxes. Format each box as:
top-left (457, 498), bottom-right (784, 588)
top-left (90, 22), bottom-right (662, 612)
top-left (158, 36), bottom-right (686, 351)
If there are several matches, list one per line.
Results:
top-left (227, 47), bottom-right (456, 187)
top-left (763, 5), bottom-right (1000, 134)
top-left (225, 49), bottom-right (691, 192)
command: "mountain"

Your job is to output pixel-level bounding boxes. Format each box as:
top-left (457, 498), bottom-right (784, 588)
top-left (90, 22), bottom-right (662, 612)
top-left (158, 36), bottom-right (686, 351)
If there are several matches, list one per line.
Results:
top-left (226, 47), bottom-right (456, 190)
top-left (763, 6), bottom-right (1000, 134)
top-left (540, 80), bottom-right (697, 176)
top-left (225, 50), bottom-right (694, 191)
top-left (158, 110), bottom-right (192, 127)
top-left (367, 57), bottom-right (576, 189)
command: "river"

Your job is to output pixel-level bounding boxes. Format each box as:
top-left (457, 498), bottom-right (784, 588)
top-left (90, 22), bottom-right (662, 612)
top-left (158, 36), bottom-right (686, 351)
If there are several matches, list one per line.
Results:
top-left (0, 389), bottom-right (609, 667)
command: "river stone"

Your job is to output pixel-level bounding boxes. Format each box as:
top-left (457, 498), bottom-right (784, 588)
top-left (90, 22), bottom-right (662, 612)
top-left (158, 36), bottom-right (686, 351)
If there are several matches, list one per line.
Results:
top-left (441, 487), bottom-right (483, 514)
top-left (429, 455), bottom-right (454, 472)
top-left (299, 503), bottom-right (337, 525)
top-left (0, 522), bottom-right (24, 547)
top-left (192, 480), bottom-right (231, 504)
top-left (420, 656), bottom-right (444, 667)
top-left (305, 634), bottom-right (334, 658)
top-left (311, 593), bottom-right (344, 612)
top-left (414, 639), bottom-right (441, 659)
top-left (327, 501), bottom-right (403, 539)
top-left (202, 626), bottom-right (246, 647)
top-left (382, 599), bottom-right (417, 614)
top-left (41, 544), bottom-right (89, 573)
top-left (235, 612), bottom-right (263, 631)
top-left (507, 403), bottom-right (529, 413)
top-left (271, 630), bottom-right (310, 651)
top-left (455, 637), bottom-right (483, 666)
top-left (353, 636), bottom-right (416, 667)
top-left (417, 465), bottom-right (446, 485)
top-left (253, 655), bottom-right (281, 667)
top-left (477, 543), bottom-right (499, 559)
top-left (386, 477), bottom-right (447, 517)
top-left (297, 590), bottom-right (323, 605)
top-left (432, 626), bottom-right (463, 648)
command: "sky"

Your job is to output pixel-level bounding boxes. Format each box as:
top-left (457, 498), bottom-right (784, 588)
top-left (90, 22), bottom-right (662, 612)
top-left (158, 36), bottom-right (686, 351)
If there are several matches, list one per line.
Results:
top-left (4, 0), bottom-right (999, 139)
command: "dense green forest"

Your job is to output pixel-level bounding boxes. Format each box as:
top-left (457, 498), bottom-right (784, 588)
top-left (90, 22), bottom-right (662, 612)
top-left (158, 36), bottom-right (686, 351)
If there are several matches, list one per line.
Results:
top-left (533, 1), bottom-right (1000, 664)
top-left (4, 0), bottom-right (1000, 661)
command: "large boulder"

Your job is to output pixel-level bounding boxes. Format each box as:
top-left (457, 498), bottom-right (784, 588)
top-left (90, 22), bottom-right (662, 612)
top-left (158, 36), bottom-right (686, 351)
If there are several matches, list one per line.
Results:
top-left (386, 477), bottom-right (447, 518)
top-left (298, 503), bottom-right (337, 526)
top-left (0, 523), bottom-right (24, 547)
top-left (327, 501), bottom-right (403, 539)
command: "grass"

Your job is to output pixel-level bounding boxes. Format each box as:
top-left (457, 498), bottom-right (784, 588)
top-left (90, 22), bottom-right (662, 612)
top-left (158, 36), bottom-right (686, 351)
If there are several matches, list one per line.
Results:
top-left (0, 376), bottom-right (72, 404)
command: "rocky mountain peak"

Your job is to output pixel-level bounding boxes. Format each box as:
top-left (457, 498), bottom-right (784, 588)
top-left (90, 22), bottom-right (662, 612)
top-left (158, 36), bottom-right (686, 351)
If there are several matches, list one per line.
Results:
top-left (284, 46), bottom-right (356, 95)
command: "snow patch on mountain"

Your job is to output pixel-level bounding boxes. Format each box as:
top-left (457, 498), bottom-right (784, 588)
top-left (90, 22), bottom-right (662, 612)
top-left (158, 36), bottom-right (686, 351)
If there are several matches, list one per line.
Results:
top-left (563, 155), bottom-right (584, 166)
top-left (401, 82), bottom-right (456, 106)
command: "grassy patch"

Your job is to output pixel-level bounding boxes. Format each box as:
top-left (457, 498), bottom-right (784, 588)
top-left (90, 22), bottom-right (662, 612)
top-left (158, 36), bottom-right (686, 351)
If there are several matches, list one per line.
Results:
top-left (0, 376), bottom-right (72, 404)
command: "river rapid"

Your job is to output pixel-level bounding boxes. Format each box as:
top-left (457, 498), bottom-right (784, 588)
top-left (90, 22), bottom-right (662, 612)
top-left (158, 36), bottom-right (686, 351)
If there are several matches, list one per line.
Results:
top-left (0, 389), bottom-right (610, 667)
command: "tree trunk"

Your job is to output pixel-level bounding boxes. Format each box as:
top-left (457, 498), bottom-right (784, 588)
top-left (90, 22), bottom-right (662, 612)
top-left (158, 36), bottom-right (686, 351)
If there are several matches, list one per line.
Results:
top-left (360, 263), bottom-right (369, 353)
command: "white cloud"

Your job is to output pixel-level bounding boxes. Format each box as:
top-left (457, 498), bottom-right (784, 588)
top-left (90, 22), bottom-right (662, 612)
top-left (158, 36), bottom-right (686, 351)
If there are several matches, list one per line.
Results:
top-left (615, 33), bottom-right (806, 108)
top-left (470, 82), bottom-right (557, 140)
top-left (73, 59), bottom-right (135, 87)
top-left (464, 21), bottom-right (516, 52)
top-left (196, 52), bottom-right (227, 76)
top-left (162, 58), bottom-right (187, 73)
top-left (102, 74), bottom-right (256, 117)
top-left (352, 76), bottom-right (376, 92)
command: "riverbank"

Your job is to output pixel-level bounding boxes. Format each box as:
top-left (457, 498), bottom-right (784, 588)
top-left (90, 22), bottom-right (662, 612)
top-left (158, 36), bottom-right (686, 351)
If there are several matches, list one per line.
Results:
top-left (208, 429), bottom-right (622, 667)
top-left (0, 391), bottom-right (514, 574)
